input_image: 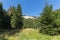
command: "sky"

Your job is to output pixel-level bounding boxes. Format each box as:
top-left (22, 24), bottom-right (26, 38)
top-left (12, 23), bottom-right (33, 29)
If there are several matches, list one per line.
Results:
top-left (0, 0), bottom-right (60, 17)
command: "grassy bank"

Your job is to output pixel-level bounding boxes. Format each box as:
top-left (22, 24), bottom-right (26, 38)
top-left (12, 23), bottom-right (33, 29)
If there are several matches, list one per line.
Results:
top-left (1, 28), bottom-right (60, 40)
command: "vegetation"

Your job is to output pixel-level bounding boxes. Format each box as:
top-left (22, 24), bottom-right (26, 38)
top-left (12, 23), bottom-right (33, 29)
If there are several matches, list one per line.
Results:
top-left (23, 18), bottom-right (39, 28)
top-left (1, 28), bottom-right (60, 40)
top-left (39, 3), bottom-right (60, 35)
top-left (0, 2), bottom-right (23, 29)
top-left (1, 1), bottom-right (60, 40)
top-left (0, 2), bottom-right (6, 29)
top-left (10, 4), bottom-right (23, 29)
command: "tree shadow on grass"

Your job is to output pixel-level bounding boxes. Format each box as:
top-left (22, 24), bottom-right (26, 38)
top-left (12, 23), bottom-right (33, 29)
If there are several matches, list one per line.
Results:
top-left (0, 29), bottom-right (22, 36)
top-left (0, 29), bottom-right (22, 40)
top-left (6, 29), bottom-right (22, 36)
top-left (0, 37), bottom-right (8, 40)
top-left (0, 33), bottom-right (8, 40)
top-left (39, 29), bottom-right (60, 36)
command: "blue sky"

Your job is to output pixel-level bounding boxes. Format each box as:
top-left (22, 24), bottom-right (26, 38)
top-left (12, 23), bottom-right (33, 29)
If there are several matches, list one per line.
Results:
top-left (0, 0), bottom-right (60, 17)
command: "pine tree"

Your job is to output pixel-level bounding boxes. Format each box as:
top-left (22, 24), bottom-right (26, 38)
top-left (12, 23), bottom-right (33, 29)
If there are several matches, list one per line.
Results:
top-left (10, 6), bottom-right (17, 28)
top-left (39, 4), bottom-right (55, 35)
top-left (16, 4), bottom-right (23, 28)
top-left (0, 2), bottom-right (5, 29)
top-left (10, 4), bottom-right (23, 29)
top-left (3, 9), bottom-right (11, 29)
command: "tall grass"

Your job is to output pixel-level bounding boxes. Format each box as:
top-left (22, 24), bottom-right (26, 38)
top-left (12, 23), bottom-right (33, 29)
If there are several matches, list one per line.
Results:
top-left (19, 28), bottom-right (52, 40)
top-left (1, 28), bottom-right (60, 40)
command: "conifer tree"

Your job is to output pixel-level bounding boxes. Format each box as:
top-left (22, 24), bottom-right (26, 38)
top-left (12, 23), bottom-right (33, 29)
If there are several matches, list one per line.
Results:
top-left (0, 2), bottom-right (5, 29)
top-left (39, 4), bottom-right (55, 35)
top-left (10, 4), bottom-right (23, 29)
top-left (16, 4), bottom-right (23, 28)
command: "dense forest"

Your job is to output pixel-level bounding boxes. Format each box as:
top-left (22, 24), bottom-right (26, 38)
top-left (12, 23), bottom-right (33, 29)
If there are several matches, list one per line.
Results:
top-left (39, 3), bottom-right (60, 35)
top-left (0, 2), bottom-right (23, 29)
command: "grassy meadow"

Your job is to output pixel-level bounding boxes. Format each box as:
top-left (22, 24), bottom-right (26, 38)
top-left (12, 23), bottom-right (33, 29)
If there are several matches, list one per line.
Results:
top-left (0, 28), bottom-right (60, 40)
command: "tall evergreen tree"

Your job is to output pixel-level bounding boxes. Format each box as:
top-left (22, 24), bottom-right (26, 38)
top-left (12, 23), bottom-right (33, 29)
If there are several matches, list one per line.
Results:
top-left (10, 6), bottom-right (17, 28)
top-left (3, 9), bottom-right (11, 29)
top-left (10, 4), bottom-right (23, 29)
top-left (39, 4), bottom-right (55, 35)
top-left (16, 4), bottom-right (23, 28)
top-left (0, 2), bottom-right (5, 29)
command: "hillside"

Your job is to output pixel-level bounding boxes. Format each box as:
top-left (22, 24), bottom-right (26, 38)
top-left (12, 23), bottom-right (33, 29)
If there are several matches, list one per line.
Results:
top-left (22, 15), bottom-right (37, 19)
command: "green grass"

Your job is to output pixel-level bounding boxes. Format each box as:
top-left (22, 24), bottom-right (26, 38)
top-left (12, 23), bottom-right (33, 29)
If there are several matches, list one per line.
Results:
top-left (19, 28), bottom-right (52, 40)
top-left (2, 28), bottom-right (60, 40)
